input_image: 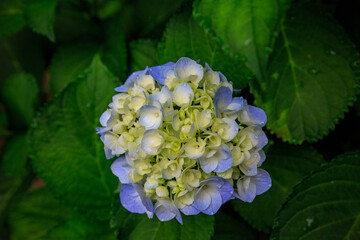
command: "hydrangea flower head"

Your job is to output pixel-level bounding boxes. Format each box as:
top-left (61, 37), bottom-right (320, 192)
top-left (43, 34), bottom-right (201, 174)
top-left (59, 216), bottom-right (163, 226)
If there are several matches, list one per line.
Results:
top-left (97, 57), bottom-right (271, 224)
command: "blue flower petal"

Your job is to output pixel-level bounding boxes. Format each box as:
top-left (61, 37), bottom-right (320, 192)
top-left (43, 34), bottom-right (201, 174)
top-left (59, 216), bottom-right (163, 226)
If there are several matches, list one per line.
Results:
top-left (258, 150), bottom-right (266, 166)
top-left (148, 62), bottom-right (175, 85)
top-left (180, 204), bottom-right (200, 215)
top-left (217, 178), bottom-right (234, 204)
top-left (218, 71), bottom-right (228, 82)
top-left (257, 131), bottom-right (268, 150)
top-left (104, 147), bottom-right (114, 159)
top-left (226, 97), bottom-right (244, 113)
top-left (200, 176), bottom-right (234, 204)
top-left (239, 102), bottom-right (267, 127)
top-left (235, 177), bottom-right (256, 203)
top-left (214, 87), bottom-right (232, 117)
top-left (154, 199), bottom-right (183, 224)
top-left (214, 144), bottom-right (233, 173)
top-left (194, 186), bottom-right (211, 211)
top-left (115, 69), bottom-right (145, 92)
top-left (253, 169), bottom-right (272, 195)
top-left (111, 156), bottom-right (132, 184)
top-left (120, 184), bottom-right (153, 215)
top-left (201, 188), bottom-right (222, 215)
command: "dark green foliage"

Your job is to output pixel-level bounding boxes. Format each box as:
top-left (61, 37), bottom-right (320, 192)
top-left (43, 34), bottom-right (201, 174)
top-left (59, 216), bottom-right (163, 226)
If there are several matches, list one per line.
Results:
top-left (0, 29), bottom-right (45, 87)
top-left (158, 13), bottom-right (253, 89)
top-left (1, 73), bottom-right (39, 128)
top-left (2, 133), bottom-right (29, 178)
top-left (24, 0), bottom-right (58, 41)
top-left (271, 151), bottom-right (360, 240)
top-left (251, 3), bottom-right (359, 144)
top-left (119, 212), bottom-right (215, 240)
top-left (130, 39), bottom-right (158, 72)
top-left (0, 109), bottom-right (7, 137)
top-left (9, 188), bottom-right (116, 240)
top-left (31, 56), bottom-right (118, 219)
top-left (118, 0), bottom-right (186, 38)
top-left (49, 19), bottom-right (126, 95)
top-left (0, 0), bottom-right (360, 239)
top-left (0, 0), bottom-right (26, 38)
top-left (212, 212), bottom-right (255, 240)
top-left (232, 143), bottom-right (324, 232)
top-left (49, 41), bottom-right (99, 94)
top-left (193, 0), bottom-right (291, 81)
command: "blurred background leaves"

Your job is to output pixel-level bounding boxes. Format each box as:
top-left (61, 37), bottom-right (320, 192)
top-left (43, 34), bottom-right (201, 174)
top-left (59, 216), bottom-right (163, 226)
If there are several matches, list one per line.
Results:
top-left (0, 0), bottom-right (359, 239)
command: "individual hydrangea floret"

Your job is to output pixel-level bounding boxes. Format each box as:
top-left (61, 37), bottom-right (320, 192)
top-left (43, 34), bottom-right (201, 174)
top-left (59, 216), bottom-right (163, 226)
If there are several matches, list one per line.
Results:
top-left (97, 57), bottom-right (271, 224)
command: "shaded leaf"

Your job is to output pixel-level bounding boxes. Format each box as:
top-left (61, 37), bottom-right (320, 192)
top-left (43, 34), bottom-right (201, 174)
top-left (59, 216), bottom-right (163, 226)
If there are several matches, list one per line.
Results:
top-left (130, 39), bottom-right (158, 72)
top-left (9, 188), bottom-right (116, 240)
top-left (0, 108), bottom-right (7, 137)
top-left (0, 29), bottom-right (46, 87)
top-left (2, 133), bottom-right (29, 178)
top-left (1, 73), bottom-right (39, 128)
top-left (232, 143), bottom-right (324, 232)
top-left (101, 17), bottom-right (127, 80)
top-left (158, 13), bottom-right (252, 89)
top-left (212, 212), bottom-right (255, 240)
top-left (50, 20), bottom-right (127, 95)
top-left (49, 41), bottom-right (98, 95)
top-left (31, 56), bottom-right (117, 219)
top-left (121, 213), bottom-right (214, 240)
top-left (0, 0), bottom-right (26, 38)
top-left (119, 0), bottom-right (186, 38)
top-left (251, 3), bottom-right (359, 143)
top-left (24, 0), bottom-right (57, 41)
top-left (271, 151), bottom-right (360, 240)
top-left (0, 168), bottom-right (31, 237)
top-left (193, 0), bottom-right (291, 81)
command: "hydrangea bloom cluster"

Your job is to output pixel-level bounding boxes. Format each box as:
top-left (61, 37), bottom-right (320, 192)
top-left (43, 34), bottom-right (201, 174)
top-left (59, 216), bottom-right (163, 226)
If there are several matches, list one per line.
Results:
top-left (97, 57), bottom-right (271, 224)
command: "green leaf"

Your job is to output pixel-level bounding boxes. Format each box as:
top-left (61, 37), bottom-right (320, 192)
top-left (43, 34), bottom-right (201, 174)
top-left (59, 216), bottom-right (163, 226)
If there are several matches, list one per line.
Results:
top-left (50, 20), bottom-right (127, 95)
top-left (0, 169), bottom-right (16, 236)
top-left (121, 213), bottom-right (215, 240)
top-left (158, 13), bottom-right (252, 89)
top-left (251, 4), bottom-right (360, 144)
top-left (232, 143), bottom-right (324, 233)
top-left (130, 39), bottom-right (158, 72)
top-left (0, 108), bottom-right (7, 137)
top-left (53, 12), bottom-right (101, 44)
top-left (119, 0), bottom-right (186, 38)
top-left (0, 29), bottom-right (46, 87)
top-left (49, 41), bottom-right (99, 95)
top-left (101, 17), bottom-right (127, 80)
top-left (212, 212), bottom-right (255, 240)
top-left (271, 151), bottom-right (360, 240)
top-left (9, 188), bottom-right (116, 240)
top-left (2, 133), bottom-right (29, 178)
top-left (9, 188), bottom-right (75, 240)
top-left (1, 73), bottom-right (39, 128)
top-left (31, 56), bottom-right (118, 219)
top-left (0, 167), bottom-right (31, 237)
top-left (193, 0), bottom-right (291, 81)
top-left (97, 0), bottom-right (122, 20)
top-left (24, 0), bottom-right (57, 41)
top-left (44, 216), bottom-right (117, 240)
top-left (0, 0), bottom-right (26, 38)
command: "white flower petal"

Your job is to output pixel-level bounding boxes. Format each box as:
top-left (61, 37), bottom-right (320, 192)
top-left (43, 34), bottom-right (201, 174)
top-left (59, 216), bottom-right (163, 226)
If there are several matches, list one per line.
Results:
top-left (137, 105), bottom-right (163, 130)
top-left (174, 57), bottom-right (203, 84)
top-left (172, 83), bottom-right (194, 107)
top-left (141, 130), bottom-right (165, 155)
